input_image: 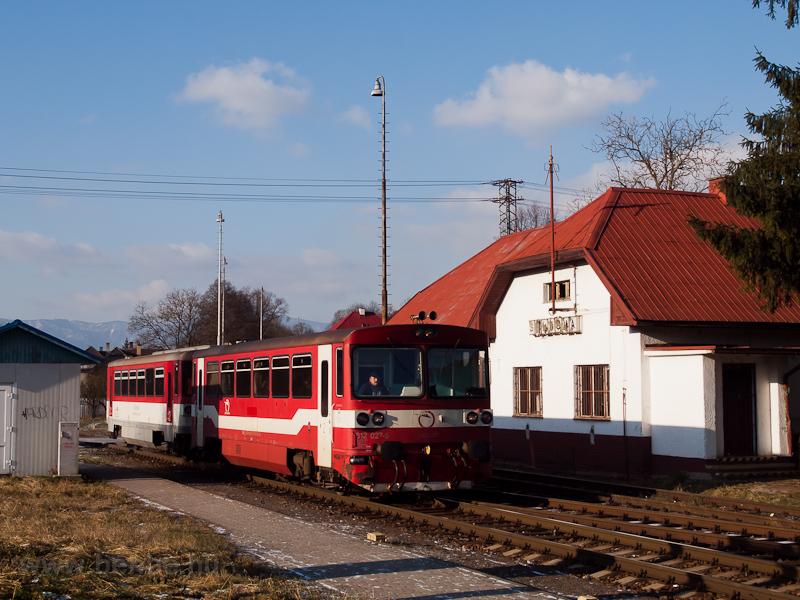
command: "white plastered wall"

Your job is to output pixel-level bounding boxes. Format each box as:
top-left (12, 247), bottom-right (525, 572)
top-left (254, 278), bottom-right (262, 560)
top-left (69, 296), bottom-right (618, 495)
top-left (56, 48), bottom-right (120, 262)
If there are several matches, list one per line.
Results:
top-left (490, 263), bottom-right (645, 438)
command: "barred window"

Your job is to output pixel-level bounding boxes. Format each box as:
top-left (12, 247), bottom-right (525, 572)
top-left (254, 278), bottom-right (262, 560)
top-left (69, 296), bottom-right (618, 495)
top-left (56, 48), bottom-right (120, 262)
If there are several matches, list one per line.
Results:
top-left (544, 280), bottom-right (570, 302)
top-left (514, 367), bottom-right (542, 417)
top-left (575, 364), bottom-right (609, 419)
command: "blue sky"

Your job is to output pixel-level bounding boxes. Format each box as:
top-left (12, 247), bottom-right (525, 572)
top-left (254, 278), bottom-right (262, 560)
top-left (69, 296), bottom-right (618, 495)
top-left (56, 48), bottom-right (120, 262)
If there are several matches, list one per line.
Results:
top-left (0, 2), bottom-right (795, 326)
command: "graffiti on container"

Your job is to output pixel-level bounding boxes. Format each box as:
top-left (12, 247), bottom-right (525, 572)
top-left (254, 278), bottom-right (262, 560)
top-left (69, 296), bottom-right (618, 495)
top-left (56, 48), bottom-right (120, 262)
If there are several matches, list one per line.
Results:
top-left (21, 405), bottom-right (69, 420)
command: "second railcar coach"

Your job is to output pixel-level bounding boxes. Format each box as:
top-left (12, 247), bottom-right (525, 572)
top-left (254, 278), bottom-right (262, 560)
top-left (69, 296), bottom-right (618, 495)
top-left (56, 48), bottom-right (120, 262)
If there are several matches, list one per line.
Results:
top-left (107, 347), bottom-right (207, 451)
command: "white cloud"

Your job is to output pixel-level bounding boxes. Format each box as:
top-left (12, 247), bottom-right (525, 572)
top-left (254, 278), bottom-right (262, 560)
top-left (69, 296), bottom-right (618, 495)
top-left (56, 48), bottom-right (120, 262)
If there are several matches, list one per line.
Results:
top-left (288, 142), bottom-right (310, 156)
top-left (0, 230), bottom-right (114, 274)
top-left (434, 60), bottom-right (656, 139)
top-left (122, 242), bottom-right (214, 269)
top-left (177, 58), bottom-right (311, 136)
top-left (338, 105), bottom-right (373, 130)
top-left (72, 280), bottom-right (171, 318)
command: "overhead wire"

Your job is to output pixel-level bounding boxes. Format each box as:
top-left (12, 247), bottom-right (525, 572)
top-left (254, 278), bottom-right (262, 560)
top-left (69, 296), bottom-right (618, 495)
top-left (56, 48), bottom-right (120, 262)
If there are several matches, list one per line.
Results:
top-left (0, 165), bottom-right (584, 206)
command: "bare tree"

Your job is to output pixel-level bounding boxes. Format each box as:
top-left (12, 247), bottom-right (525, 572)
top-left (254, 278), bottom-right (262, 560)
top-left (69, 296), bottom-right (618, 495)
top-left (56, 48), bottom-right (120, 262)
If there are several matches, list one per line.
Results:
top-left (516, 201), bottom-right (557, 231)
top-left (587, 103), bottom-right (731, 194)
top-left (196, 281), bottom-right (291, 343)
top-left (80, 367), bottom-right (106, 419)
top-left (127, 287), bottom-right (204, 350)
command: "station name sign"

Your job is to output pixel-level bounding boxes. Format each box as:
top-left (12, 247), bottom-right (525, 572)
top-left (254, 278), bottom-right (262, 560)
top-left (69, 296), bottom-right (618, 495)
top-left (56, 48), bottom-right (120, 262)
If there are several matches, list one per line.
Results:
top-left (529, 315), bottom-right (582, 337)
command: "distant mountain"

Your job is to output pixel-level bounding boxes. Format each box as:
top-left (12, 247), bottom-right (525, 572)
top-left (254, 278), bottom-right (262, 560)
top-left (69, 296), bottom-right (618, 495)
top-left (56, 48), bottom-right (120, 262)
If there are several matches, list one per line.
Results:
top-left (0, 318), bottom-right (130, 350)
top-left (1, 317), bottom-right (329, 351)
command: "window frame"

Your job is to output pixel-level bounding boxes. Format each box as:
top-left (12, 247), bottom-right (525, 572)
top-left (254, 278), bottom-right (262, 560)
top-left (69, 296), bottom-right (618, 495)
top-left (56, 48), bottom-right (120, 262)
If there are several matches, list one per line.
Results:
top-left (236, 359), bottom-right (252, 398)
top-left (543, 279), bottom-right (571, 302)
top-left (574, 364), bottom-right (610, 420)
top-left (513, 366), bottom-right (542, 417)
top-left (272, 356), bottom-right (290, 398)
top-left (253, 357), bottom-right (270, 398)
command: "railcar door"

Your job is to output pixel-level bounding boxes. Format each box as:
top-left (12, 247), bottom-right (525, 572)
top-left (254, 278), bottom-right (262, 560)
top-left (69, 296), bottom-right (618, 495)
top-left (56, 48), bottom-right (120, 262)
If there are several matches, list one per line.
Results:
top-left (195, 357), bottom-right (205, 450)
top-left (317, 345), bottom-right (333, 468)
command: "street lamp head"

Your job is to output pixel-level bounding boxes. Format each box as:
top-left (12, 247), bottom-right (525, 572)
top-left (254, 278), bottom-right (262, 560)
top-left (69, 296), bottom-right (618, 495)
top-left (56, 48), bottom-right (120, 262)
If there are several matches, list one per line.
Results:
top-left (370, 77), bottom-right (383, 97)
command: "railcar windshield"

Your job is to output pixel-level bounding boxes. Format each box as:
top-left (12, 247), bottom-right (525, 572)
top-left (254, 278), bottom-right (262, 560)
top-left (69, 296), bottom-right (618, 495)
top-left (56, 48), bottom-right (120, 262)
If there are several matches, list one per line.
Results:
top-left (427, 348), bottom-right (488, 398)
top-left (352, 346), bottom-right (423, 398)
top-left (352, 345), bottom-right (488, 399)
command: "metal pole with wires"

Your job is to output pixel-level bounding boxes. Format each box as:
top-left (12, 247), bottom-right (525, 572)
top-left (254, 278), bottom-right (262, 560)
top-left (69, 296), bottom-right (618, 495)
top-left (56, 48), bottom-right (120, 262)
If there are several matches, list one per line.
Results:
top-left (371, 76), bottom-right (388, 324)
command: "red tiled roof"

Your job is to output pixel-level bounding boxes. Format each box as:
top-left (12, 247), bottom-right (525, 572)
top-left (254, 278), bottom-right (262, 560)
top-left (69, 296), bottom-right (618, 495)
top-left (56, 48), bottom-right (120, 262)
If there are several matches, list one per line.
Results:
top-left (388, 187), bottom-right (800, 334)
top-left (329, 310), bottom-right (382, 330)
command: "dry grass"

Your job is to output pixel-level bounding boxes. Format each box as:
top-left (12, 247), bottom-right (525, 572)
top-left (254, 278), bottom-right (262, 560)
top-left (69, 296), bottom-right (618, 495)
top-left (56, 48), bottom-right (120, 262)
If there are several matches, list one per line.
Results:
top-left (0, 476), bottom-right (347, 599)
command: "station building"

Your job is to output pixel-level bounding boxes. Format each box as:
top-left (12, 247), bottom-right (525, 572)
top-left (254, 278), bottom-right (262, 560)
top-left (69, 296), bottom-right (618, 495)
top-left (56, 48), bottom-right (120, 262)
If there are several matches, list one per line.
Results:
top-left (389, 186), bottom-right (800, 478)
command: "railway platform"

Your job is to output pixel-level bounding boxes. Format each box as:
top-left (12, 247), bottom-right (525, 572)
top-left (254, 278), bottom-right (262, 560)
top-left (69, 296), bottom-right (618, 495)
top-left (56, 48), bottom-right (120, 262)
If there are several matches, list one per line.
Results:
top-left (80, 463), bottom-right (560, 600)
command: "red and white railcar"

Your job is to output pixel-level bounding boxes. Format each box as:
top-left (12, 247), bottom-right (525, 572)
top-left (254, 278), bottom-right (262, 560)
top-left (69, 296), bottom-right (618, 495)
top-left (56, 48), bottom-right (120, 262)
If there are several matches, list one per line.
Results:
top-left (192, 324), bottom-right (492, 492)
top-left (107, 347), bottom-right (206, 451)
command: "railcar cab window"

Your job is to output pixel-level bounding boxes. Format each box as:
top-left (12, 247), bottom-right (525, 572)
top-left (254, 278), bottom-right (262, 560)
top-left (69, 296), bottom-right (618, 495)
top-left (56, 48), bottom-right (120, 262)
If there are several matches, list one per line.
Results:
top-left (427, 348), bottom-right (487, 398)
top-left (352, 346), bottom-right (423, 398)
top-left (121, 371), bottom-right (129, 396)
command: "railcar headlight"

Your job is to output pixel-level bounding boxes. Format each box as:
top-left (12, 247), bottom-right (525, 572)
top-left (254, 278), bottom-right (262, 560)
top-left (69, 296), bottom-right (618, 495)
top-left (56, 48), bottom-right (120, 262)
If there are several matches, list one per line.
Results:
top-left (480, 411), bottom-right (493, 425)
top-left (349, 456), bottom-right (369, 465)
top-left (372, 412), bottom-right (385, 426)
top-left (466, 411), bottom-right (479, 425)
top-left (356, 412), bottom-right (370, 426)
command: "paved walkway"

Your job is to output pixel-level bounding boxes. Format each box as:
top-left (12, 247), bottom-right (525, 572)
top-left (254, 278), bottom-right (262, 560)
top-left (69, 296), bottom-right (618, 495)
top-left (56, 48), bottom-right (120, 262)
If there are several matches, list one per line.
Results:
top-left (81, 463), bottom-right (561, 600)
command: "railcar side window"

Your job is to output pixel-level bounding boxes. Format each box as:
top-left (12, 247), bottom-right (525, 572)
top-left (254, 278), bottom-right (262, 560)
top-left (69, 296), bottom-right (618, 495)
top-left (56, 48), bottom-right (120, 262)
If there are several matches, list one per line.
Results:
top-left (321, 360), bottom-right (329, 417)
top-left (137, 370), bottom-right (146, 397)
top-left (335, 347), bottom-right (343, 397)
top-left (206, 361), bottom-right (220, 397)
top-left (182, 363), bottom-right (193, 396)
top-left (292, 354), bottom-right (312, 398)
top-left (352, 346), bottom-right (423, 398)
top-left (121, 371), bottom-right (129, 396)
top-left (236, 359), bottom-right (251, 398)
top-left (145, 368), bottom-right (155, 397)
top-left (427, 348), bottom-right (487, 398)
top-left (114, 371), bottom-right (121, 396)
top-left (220, 361), bottom-right (235, 397)
top-left (253, 358), bottom-right (270, 397)
top-left (272, 356), bottom-right (290, 398)
top-left (155, 367), bottom-right (165, 397)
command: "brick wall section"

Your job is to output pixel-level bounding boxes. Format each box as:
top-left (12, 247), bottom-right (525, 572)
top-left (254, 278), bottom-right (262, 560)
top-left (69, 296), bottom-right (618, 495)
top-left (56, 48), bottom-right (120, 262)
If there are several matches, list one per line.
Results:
top-left (492, 428), bottom-right (654, 477)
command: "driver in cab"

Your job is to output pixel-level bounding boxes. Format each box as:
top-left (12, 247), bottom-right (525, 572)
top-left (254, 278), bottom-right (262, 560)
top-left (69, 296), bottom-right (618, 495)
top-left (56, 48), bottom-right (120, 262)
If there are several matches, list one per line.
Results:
top-left (358, 372), bottom-right (389, 396)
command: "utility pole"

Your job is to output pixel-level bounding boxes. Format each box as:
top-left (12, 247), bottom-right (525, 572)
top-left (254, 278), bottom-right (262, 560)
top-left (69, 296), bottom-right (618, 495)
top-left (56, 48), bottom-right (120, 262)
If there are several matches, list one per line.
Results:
top-left (491, 179), bottom-right (522, 236)
top-left (216, 211), bottom-right (224, 346)
top-left (221, 256), bottom-right (227, 345)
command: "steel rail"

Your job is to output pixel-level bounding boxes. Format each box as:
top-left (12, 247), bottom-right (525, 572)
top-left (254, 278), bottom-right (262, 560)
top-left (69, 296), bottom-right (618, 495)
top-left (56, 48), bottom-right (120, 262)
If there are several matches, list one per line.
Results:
top-left (483, 495), bottom-right (800, 559)
top-left (249, 476), bottom-right (799, 599)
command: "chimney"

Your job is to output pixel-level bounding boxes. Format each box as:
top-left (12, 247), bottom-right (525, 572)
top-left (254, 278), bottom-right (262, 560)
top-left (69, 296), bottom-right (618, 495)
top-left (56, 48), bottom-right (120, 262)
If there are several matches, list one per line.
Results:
top-left (359, 307), bottom-right (366, 316)
top-left (136, 343), bottom-right (141, 356)
top-left (708, 177), bottom-right (726, 204)
top-left (106, 342), bottom-right (110, 352)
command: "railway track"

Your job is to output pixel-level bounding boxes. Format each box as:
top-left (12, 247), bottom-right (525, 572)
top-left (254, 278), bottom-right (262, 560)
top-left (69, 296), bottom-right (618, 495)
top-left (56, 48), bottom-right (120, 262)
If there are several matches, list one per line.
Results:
top-left (96, 446), bottom-right (800, 598)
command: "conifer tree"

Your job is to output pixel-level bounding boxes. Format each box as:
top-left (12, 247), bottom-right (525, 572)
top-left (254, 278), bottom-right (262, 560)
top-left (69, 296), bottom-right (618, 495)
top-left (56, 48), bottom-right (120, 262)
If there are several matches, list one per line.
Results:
top-left (689, 52), bottom-right (800, 312)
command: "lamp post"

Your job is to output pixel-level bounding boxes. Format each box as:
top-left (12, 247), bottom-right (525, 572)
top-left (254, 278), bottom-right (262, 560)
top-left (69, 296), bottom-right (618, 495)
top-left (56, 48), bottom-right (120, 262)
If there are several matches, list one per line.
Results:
top-left (371, 76), bottom-right (388, 324)
top-left (216, 211), bottom-right (224, 346)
